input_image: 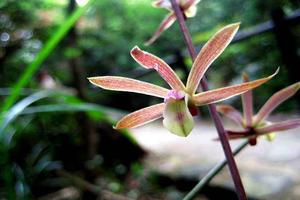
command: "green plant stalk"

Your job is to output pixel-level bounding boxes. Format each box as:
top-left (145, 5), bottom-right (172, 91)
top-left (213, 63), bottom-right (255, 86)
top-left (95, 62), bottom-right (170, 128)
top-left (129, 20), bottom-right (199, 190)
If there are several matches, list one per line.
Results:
top-left (0, 0), bottom-right (95, 117)
top-left (183, 140), bottom-right (248, 200)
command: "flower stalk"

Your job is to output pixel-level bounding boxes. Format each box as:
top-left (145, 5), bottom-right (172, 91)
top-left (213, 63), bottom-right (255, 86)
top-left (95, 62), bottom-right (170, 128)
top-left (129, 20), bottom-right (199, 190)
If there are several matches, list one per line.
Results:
top-left (183, 140), bottom-right (249, 200)
top-left (170, 0), bottom-right (247, 199)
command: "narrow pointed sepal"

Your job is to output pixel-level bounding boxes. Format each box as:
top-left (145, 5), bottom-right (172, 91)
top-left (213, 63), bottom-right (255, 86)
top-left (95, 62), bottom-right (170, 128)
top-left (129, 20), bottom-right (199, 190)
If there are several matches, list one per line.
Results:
top-left (254, 82), bottom-right (300, 124)
top-left (88, 76), bottom-right (169, 98)
top-left (241, 73), bottom-right (254, 127)
top-left (131, 46), bottom-right (185, 90)
top-left (115, 103), bottom-right (165, 129)
top-left (145, 13), bottom-right (176, 45)
top-left (186, 23), bottom-right (240, 94)
top-left (163, 96), bottom-right (194, 137)
top-left (256, 119), bottom-right (300, 135)
top-left (216, 104), bottom-right (243, 125)
top-left (193, 68), bottom-right (279, 106)
top-left (152, 0), bottom-right (172, 10)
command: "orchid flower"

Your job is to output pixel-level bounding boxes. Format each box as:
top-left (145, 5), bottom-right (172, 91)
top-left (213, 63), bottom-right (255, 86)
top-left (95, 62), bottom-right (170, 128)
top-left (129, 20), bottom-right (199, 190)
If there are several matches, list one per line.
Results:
top-left (217, 73), bottom-right (300, 145)
top-left (145, 0), bottom-right (201, 45)
top-left (89, 23), bottom-right (277, 137)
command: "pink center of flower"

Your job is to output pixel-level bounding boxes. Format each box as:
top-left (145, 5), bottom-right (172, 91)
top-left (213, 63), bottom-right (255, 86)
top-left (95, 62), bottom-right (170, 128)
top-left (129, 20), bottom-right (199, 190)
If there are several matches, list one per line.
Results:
top-left (176, 112), bottom-right (184, 122)
top-left (164, 90), bottom-right (185, 102)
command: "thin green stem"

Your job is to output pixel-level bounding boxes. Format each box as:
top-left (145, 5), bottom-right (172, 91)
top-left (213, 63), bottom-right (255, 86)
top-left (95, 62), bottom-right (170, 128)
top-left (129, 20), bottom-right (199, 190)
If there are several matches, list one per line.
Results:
top-left (183, 140), bottom-right (248, 200)
top-left (170, 1), bottom-right (247, 199)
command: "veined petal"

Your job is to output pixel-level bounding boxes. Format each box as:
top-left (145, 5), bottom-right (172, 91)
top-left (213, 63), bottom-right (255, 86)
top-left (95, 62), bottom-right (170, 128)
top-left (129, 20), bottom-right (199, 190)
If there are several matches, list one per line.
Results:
top-left (152, 0), bottom-right (172, 10)
top-left (115, 103), bottom-right (165, 129)
top-left (163, 97), bottom-right (194, 137)
top-left (217, 104), bottom-right (243, 125)
top-left (88, 76), bottom-right (169, 98)
top-left (193, 69), bottom-right (278, 106)
top-left (182, 0), bottom-right (201, 10)
top-left (254, 82), bottom-right (300, 124)
top-left (145, 13), bottom-right (176, 45)
top-left (256, 119), bottom-right (300, 135)
top-left (131, 46), bottom-right (185, 90)
top-left (214, 130), bottom-right (250, 140)
top-left (242, 73), bottom-right (254, 127)
top-left (186, 23), bottom-right (240, 94)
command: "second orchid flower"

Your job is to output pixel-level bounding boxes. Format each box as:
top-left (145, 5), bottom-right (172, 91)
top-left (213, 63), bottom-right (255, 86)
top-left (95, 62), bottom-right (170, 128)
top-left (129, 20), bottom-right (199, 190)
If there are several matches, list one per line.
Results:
top-left (217, 74), bottom-right (300, 145)
top-left (146, 0), bottom-right (201, 45)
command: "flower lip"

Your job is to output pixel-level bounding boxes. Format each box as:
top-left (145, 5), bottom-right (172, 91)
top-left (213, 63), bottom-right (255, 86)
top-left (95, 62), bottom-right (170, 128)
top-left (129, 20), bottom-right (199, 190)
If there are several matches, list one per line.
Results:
top-left (164, 90), bottom-right (185, 103)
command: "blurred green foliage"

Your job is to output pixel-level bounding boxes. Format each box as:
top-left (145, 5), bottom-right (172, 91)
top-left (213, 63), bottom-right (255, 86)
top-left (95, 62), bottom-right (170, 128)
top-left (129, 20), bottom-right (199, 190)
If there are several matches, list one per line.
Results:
top-left (0, 0), bottom-right (299, 198)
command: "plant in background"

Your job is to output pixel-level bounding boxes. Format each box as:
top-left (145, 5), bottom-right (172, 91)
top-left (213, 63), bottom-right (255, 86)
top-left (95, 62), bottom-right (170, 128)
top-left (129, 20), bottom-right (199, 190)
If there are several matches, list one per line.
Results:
top-left (145, 0), bottom-right (201, 45)
top-left (217, 75), bottom-right (300, 145)
top-left (89, 23), bottom-right (277, 137)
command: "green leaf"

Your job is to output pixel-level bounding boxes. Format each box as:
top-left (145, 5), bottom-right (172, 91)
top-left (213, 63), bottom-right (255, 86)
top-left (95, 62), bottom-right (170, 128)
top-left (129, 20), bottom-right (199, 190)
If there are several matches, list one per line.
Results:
top-left (0, 90), bottom-right (73, 134)
top-left (0, 90), bottom-right (139, 147)
top-left (0, 0), bottom-right (95, 118)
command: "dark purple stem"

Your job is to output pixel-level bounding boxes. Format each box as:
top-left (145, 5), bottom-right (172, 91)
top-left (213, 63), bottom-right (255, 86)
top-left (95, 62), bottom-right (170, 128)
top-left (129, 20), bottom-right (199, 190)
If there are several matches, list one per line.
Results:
top-left (170, 1), bottom-right (247, 199)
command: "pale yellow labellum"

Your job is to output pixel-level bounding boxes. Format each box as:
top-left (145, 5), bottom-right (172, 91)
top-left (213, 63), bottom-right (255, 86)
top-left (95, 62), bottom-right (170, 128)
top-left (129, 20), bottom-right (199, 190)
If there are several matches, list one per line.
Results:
top-left (163, 93), bottom-right (194, 137)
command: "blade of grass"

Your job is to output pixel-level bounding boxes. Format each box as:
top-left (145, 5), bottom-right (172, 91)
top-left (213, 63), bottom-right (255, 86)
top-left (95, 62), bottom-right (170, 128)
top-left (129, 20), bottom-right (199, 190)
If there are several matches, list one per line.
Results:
top-left (21, 103), bottom-right (138, 146)
top-left (21, 103), bottom-right (123, 122)
top-left (1, 90), bottom-right (138, 146)
top-left (0, 0), bottom-right (95, 117)
top-left (0, 90), bottom-right (73, 133)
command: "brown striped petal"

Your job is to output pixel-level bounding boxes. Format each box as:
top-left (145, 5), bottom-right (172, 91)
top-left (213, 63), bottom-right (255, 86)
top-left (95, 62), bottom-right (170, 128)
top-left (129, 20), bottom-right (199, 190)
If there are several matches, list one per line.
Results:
top-left (186, 23), bottom-right (240, 94)
top-left (145, 12), bottom-right (176, 45)
top-left (254, 82), bottom-right (300, 124)
top-left (131, 46), bottom-right (185, 90)
top-left (115, 103), bottom-right (165, 129)
top-left (217, 104), bottom-right (243, 125)
top-left (152, 0), bottom-right (172, 10)
top-left (256, 119), bottom-right (300, 135)
top-left (193, 68), bottom-right (278, 106)
top-left (88, 76), bottom-right (169, 98)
